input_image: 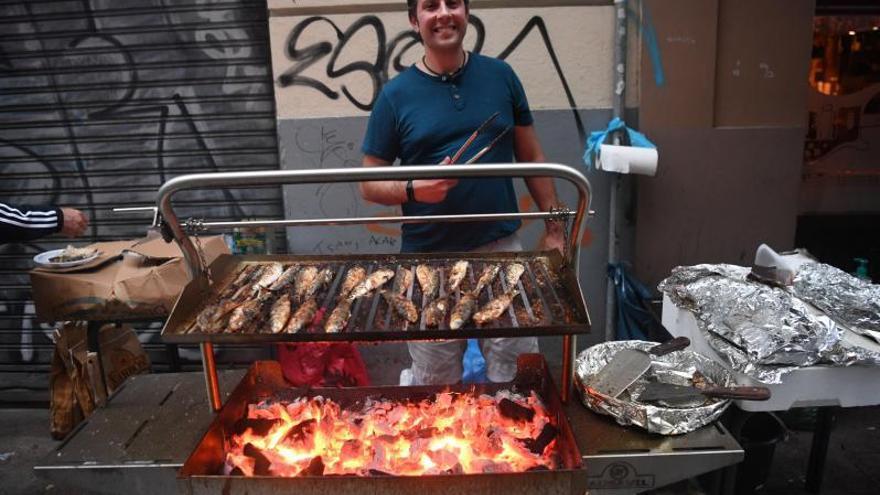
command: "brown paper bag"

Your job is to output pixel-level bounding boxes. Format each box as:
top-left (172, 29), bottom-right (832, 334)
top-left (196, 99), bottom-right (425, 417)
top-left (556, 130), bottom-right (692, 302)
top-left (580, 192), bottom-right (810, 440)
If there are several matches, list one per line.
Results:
top-left (49, 335), bottom-right (84, 440)
top-left (49, 322), bottom-right (151, 439)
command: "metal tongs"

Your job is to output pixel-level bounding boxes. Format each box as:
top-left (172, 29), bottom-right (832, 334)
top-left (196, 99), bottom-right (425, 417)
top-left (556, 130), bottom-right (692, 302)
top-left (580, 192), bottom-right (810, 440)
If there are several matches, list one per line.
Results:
top-left (448, 111), bottom-right (513, 164)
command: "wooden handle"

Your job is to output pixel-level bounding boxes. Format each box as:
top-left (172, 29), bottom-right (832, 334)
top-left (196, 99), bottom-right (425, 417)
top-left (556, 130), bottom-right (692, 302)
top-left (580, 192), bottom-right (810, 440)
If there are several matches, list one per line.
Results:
top-left (703, 386), bottom-right (771, 401)
top-left (648, 336), bottom-right (690, 356)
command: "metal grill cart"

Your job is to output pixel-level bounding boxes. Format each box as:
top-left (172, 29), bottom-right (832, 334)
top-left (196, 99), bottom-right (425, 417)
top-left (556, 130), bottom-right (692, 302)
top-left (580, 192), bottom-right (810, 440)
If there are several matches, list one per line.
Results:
top-left (35, 164), bottom-right (743, 494)
top-left (157, 163), bottom-right (592, 410)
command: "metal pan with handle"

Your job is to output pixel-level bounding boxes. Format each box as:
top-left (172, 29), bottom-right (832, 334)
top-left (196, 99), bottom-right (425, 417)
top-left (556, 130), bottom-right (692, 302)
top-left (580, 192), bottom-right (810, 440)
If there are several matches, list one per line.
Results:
top-left (638, 382), bottom-right (771, 404)
top-left (587, 336), bottom-right (691, 398)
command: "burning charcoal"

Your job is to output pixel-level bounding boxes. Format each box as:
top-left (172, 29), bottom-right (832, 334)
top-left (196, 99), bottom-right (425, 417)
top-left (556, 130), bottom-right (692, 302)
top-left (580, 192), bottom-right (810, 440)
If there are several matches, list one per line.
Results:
top-left (417, 427), bottom-right (439, 439)
top-left (526, 465), bottom-right (550, 471)
top-left (231, 417), bottom-right (281, 437)
top-left (283, 418), bottom-right (316, 443)
top-left (368, 469), bottom-right (392, 476)
top-left (427, 448), bottom-right (460, 469)
top-left (230, 467), bottom-right (245, 476)
top-left (482, 461), bottom-right (513, 473)
top-left (340, 439), bottom-right (363, 459)
top-left (445, 463), bottom-right (465, 475)
top-left (299, 456), bottom-right (324, 476)
top-left (243, 443), bottom-right (273, 476)
top-left (479, 429), bottom-right (504, 456)
top-left (374, 434), bottom-right (397, 445)
top-left (521, 423), bottom-right (558, 455)
top-left (498, 398), bottom-right (535, 422)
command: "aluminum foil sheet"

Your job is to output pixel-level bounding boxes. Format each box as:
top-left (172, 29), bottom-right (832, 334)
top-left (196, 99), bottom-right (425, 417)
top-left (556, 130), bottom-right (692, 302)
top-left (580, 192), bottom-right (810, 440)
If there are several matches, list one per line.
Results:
top-left (659, 263), bottom-right (880, 384)
top-left (575, 340), bottom-right (732, 435)
top-left (791, 262), bottom-right (880, 344)
top-left (658, 264), bottom-right (752, 312)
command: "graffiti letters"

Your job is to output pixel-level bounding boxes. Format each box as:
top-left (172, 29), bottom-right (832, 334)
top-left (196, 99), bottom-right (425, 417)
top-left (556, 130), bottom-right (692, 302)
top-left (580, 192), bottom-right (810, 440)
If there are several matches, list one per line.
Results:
top-left (276, 14), bottom-right (584, 141)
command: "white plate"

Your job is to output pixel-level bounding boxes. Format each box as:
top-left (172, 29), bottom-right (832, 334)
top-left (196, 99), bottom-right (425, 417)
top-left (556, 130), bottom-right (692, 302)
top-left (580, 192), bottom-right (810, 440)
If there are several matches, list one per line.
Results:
top-left (33, 249), bottom-right (100, 269)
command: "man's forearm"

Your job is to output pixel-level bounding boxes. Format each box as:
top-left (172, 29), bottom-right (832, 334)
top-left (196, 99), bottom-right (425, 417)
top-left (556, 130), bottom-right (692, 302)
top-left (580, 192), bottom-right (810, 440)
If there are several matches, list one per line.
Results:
top-left (525, 176), bottom-right (566, 242)
top-left (524, 176), bottom-right (559, 212)
top-left (359, 180), bottom-right (408, 206)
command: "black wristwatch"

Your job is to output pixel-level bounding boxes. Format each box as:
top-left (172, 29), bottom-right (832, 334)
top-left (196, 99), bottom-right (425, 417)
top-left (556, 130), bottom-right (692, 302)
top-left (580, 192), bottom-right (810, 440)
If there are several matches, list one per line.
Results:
top-left (406, 180), bottom-right (416, 202)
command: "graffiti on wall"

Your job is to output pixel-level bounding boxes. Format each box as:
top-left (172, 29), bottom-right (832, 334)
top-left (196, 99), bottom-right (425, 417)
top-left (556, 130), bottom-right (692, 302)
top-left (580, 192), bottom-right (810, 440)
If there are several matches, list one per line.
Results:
top-left (270, 11), bottom-right (612, 141)
top-left (0, 0), bottom-right (279, 367)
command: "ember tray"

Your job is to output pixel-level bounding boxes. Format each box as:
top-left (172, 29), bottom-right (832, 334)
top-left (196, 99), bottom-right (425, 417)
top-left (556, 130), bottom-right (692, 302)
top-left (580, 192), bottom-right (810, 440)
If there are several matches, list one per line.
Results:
top-left (162, 250), bottom-right (590, 344)
top-left (178, 354), bottom-right (586, 495)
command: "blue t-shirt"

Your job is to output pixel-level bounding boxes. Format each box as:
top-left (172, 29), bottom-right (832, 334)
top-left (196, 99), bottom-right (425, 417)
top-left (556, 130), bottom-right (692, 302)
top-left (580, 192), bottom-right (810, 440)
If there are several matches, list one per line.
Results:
top-left (362, 52), bottom-right (533, 253)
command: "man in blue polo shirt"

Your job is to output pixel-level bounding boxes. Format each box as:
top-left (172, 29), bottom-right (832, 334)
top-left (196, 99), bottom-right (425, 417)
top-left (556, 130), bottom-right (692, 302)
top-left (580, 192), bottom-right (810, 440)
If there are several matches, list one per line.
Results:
top-left (359, 0), bottom-right (565, 385)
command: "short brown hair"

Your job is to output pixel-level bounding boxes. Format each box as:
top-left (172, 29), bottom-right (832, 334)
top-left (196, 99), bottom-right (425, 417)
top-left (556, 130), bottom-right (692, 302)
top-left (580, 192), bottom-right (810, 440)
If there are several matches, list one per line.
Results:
top-left (407, 0), bottom-right (470, 20)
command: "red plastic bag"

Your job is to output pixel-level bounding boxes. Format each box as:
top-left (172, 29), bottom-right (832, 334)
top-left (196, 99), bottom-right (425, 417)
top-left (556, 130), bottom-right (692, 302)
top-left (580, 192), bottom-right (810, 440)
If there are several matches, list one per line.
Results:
top-left (276, 342), bottom-right (370, 387)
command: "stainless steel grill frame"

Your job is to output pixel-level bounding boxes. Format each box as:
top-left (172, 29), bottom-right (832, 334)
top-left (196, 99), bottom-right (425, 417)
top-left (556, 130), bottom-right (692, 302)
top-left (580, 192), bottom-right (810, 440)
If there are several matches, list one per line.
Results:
top-left (156, 163), bottom-right (593, 410)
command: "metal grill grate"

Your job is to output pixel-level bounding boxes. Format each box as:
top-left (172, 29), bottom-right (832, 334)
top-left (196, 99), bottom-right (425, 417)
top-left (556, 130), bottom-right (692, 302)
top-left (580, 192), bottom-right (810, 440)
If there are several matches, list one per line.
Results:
top-left (163, 252), bottom-right (590, 344)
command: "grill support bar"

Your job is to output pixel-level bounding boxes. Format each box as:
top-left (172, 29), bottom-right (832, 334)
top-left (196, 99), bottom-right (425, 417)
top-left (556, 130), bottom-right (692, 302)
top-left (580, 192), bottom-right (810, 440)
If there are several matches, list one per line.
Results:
top-left (155, 163), bottom-right (593, 411)
top-left (201, 343), bottom-right (222, 411)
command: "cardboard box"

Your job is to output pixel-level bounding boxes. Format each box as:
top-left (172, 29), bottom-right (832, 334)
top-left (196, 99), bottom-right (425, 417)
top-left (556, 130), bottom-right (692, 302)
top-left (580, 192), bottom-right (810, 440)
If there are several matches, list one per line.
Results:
top-left (31, 234), bottom-right (229, 322)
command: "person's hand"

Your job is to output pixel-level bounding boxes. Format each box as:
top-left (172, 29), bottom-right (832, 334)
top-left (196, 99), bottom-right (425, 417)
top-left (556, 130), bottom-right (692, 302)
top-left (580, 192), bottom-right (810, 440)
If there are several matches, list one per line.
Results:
top-left (60, 208), bottom-right (89, 237)
top-left (537, 222), bottom-right (566, 254)
top-left (412, 156), bottom-right (458, 203)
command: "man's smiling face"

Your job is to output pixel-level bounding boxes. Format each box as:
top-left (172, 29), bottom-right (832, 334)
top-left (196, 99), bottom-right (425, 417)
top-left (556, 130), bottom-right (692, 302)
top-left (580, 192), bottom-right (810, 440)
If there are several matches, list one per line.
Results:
top-left (410, 0), bottom-right (469, 52)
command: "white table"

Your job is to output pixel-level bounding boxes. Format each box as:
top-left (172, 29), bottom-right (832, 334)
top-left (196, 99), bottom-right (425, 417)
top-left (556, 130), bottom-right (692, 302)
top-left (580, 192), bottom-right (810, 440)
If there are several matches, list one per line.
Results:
top-left (661, 294), bottom-right (880, 493)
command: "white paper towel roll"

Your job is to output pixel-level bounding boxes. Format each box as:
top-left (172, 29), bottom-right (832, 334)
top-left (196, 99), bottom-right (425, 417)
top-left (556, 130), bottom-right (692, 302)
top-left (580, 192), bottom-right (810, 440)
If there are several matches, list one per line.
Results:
top-left (598, 144), bottom-right (658, 176)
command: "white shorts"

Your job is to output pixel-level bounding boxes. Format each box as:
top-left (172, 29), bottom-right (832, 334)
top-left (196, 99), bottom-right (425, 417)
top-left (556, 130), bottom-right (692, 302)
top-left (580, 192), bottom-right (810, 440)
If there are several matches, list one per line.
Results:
top-left (407, 232), bottom-right (540, 385)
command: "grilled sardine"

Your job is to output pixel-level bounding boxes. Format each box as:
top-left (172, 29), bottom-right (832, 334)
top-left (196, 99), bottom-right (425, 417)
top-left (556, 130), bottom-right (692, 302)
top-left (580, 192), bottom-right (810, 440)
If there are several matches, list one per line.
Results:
top-left (228, 282), bottom-right (254, 303)
top-left (381, 290), bottom-right (418, 323)
top-left (449, 292), bottom-right (479, 330)
top-left (416, 264), bottom-right (440, 301)
top-left (447, 260), bottom-right (469, 292)
top-left (255, 262), bottom-right (284, 290)
top-left (285, 298), bottom-right (318, 333)
top-left (195, 302), bottom-right (222, 333)
top-left (325, 299), bottom-right (353, 333)
top-left (474, 264), bottom-right (500, 295)
top-left (473, 290), bottom-right (519, 325)
top-left (293, 266), bottom-right (318, 302)
top-left (195, 265), bottom-right (274, 334)
top-left (268, 265), bottom-right (299, 292)
top-left (307, 268), bottom-right (334, 300)
top-left (227, 296), bottom-right (264, 333)
top-left (231, 264), bottom-right (261, 289)
top-left (349, 267), bottom-right (395, 300)
top-left (269, 296), bottom-right (292, 334)
top-left (338, 266), bottom-right (367, 300)
top-left (423, 296), bottom-right (449, 327)
top-left (504, 263), bottom-right (525, 290)
top-left (392, 266), bottom-right (413, 296)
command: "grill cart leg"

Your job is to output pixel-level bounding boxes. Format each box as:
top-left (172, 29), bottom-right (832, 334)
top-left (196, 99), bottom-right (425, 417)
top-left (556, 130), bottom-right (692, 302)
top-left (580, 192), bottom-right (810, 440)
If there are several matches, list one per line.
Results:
top-left (561, 335), bottom-right (576, 403)
top-left (201, 342), bottom-right (222, 412)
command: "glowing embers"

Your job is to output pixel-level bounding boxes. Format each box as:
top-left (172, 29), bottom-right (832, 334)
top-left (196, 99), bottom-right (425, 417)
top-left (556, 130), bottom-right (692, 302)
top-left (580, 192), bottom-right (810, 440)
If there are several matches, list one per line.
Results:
top-left (224, 389), bottom-right (559, 477)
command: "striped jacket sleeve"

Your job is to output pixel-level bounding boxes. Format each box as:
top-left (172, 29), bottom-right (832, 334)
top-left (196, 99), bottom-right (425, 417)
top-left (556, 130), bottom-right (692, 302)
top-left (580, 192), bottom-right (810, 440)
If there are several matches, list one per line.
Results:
top-left (0, 202), bottom-right (63, 243)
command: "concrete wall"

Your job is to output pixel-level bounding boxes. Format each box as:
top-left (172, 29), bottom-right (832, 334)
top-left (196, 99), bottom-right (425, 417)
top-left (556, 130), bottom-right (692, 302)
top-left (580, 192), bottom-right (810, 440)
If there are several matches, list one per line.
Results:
top-left (268, 0), bottom-right (638, 346)
top-left (635, 0), bottom-right (816, 286)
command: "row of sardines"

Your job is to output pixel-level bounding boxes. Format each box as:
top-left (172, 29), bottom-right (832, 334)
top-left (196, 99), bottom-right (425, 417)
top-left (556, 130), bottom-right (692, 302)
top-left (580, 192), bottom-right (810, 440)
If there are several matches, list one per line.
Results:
top-left (186, 260), bottom-right (550, 335)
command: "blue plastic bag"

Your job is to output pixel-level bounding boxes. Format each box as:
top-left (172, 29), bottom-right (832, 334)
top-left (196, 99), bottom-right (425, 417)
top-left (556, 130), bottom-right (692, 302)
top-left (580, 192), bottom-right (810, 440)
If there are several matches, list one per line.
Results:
top-left (462, 339), bottom-right (487, 383)
top-left (608, 262), bottom-right (667, 341)
top-left (583, 117), bottom-right (656, 170)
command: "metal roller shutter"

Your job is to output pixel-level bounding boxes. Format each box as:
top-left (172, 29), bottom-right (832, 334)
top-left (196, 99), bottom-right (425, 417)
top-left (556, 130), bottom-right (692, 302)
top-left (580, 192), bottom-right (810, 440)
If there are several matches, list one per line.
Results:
top-left (0, 0), bottom-right (282, 400)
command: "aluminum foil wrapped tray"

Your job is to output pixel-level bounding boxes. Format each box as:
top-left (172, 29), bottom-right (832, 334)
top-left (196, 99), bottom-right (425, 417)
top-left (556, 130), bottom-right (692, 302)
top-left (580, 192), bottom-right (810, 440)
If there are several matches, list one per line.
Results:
top-left (659, 263), bottom-right (880, 384)
top-left (575, 340), bottom-right (733, 435)
top-left (792, 262), bottom-right (880, 344)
